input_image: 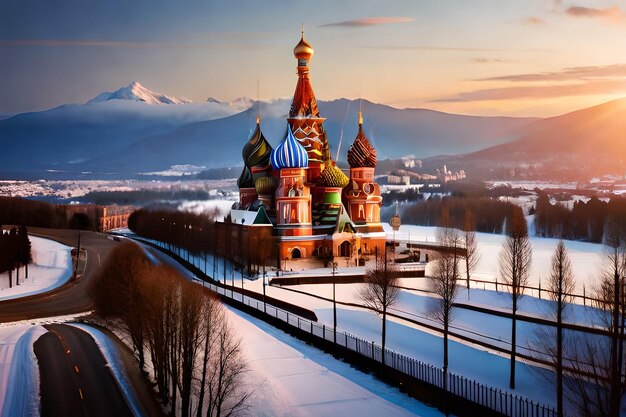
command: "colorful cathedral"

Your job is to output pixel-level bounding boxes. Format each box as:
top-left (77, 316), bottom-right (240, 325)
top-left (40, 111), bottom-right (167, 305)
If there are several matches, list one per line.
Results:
top-left (229, 32), bottom-right (386, 267)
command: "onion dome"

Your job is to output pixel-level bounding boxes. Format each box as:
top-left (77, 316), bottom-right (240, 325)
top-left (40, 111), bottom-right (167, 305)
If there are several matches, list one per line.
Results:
top-left (255, 176), bottom-right (277, 195)
top-left (242, 116), bottom-right (272, 169)
top-left (320, 159), bottom-right (350, 188)
top-left (237, 166), bottom-right (254, 188)
top-left (347, 112), bottom-right (377, 168)
top-left (271, 127), bottom-right (309, 169)
top-left (294, 32), bottom-right (314, 62)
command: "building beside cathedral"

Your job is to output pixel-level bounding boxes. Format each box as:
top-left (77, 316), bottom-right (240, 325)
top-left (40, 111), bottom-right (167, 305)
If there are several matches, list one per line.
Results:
top-left (225, 33), bottom-right (386, 268)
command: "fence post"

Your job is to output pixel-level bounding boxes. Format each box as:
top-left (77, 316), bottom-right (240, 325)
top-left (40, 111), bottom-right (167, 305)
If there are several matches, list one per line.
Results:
top-left (583, 285), bottom-right (586, 306)
top-left (538, 278), bottom-right (542, 299)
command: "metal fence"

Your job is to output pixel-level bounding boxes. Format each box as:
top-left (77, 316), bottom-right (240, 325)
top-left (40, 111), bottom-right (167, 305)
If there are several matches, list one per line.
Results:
top-left (136, 236), bottom-right (558, 417)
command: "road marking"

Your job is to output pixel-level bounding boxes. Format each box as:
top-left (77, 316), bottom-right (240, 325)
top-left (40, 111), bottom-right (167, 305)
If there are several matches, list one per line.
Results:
top-left (75, 365), bottom-right (80, 373)
top-left (78, 388), bottom-right (84, 400)
top-left (98, 253), bottom-right (101, 266)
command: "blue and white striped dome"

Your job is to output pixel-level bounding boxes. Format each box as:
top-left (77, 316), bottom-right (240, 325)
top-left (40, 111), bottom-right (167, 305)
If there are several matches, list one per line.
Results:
top-left (270, 127), bottom-right (309, 169)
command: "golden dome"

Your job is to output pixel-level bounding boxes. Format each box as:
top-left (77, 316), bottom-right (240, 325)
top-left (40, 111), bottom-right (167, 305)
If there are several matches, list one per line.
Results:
top-left (294, 33), bottom-right (314, 62)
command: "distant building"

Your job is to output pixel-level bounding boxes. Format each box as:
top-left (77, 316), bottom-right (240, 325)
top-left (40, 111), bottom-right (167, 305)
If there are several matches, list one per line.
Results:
top-left (65, 204), bottom-right (133, 232)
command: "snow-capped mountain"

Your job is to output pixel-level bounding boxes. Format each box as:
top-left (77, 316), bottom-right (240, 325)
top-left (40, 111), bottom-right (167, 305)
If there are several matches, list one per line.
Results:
top-left (88, 82), bottom-right (192, 105)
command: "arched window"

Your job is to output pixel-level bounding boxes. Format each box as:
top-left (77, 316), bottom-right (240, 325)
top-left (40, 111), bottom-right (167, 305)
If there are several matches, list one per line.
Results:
top-left (291, 248), bottom-right (302, 259)
top-left (339, 241), bottom-right (351, 257)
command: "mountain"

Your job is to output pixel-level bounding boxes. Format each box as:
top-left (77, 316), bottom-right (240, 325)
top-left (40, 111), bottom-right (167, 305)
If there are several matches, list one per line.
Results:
top-left (0, 89), bottom-right (537, 176)
top-left (88, 81), bottom-right (192, 105)
top-left (0, 85), bottom-right (252, 172)
top-left (439, 98), bottom-right (626, 179)
top-left (85, 98), bottom-right (537, 174)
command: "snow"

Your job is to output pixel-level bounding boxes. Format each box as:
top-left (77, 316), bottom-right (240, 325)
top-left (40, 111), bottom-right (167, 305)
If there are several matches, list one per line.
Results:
top-left (133, 229), bottom-right (608, 415)
top-left (0, 235), bottom-right (73, 300)
top-left (225, 307), bottom-right (442, 417)
top-left (0, 324), bottom-right (47, 417)
top-left (68, 323), bottom-right (143, 417)
top-left (383, 223), bottom-right (605, 296)
top-left (134, 240), bottom-right (440, 416)
top-left (88, 82), bottom-right (192, 105)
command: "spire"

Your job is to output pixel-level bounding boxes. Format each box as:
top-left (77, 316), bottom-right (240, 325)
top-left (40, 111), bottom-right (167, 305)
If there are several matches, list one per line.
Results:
top-left (347, 108), bottom-right (377, 168)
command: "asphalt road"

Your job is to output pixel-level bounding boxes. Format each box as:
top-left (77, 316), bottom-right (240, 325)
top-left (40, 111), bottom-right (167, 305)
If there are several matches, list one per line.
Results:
top-left (34, 323), bottom-right (134, 417)
top-left (0, 228), bottom-right (119, 323)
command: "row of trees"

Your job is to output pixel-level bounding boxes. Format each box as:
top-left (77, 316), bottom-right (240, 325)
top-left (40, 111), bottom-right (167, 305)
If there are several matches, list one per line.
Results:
top-left (90, 243), bottom-right (250, 417)
top-left (401, 196), bottom-right (522, 234)
top-left (427, 203), bottom-right (626, 417)
top-left (534, 193), bottom-right (626, 242)
top-left (0, 225), bottom-right (32, 288)
top-left (0, 197), bottom-right (69, 229)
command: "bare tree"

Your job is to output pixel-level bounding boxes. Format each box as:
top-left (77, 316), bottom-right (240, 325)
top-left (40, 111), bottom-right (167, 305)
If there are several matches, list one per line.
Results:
top-left (463, 210), bottom-right (480, 293)
top-left (428, 244), bottom-right (461, 402)
top-left (360, 248), bottom-right (400, 367)
top-left (202, 315), bottom-right (251, 417)
top-left (499, 208), bottom-right (532, 389)
top-left (585, 221), bottom-right (626, 417)
top-left (547, 240), bottom-right (575, 417)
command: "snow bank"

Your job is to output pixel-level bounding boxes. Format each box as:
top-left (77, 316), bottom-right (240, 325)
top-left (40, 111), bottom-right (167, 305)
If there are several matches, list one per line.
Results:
top-left (0, 235), bottom-right (73, 301)
top-left (0, 324), bottom-right (47, 417)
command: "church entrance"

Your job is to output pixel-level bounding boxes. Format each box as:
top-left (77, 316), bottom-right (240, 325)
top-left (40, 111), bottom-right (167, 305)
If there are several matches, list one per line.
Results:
top-left (339, 241), bottom-right (352, 257)
top-left (291, 248), bottom-right (302, 259)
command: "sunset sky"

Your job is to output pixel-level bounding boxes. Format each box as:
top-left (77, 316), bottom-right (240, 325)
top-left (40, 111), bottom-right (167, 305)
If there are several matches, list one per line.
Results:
top-left (2, 0), bottom-right (626, 116)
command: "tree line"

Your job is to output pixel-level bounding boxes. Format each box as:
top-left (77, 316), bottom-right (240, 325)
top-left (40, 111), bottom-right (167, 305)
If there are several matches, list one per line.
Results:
top-left (89, 242), bottom-right (250, 417)
top-left (534, 193), bottom-right (626, 243)
top-left (0, 225), bottom-right (32, 288)
top-left (128, 208), bottom-right (219, 257)
top-left (426, 204), bottom-right (626, 417)
top-left (401, 195), bottom-right (523, 234)
top-left (0, 197), bottom-right (68, 229)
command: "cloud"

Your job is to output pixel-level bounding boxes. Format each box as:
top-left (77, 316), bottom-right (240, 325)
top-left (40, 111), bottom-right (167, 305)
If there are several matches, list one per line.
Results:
top-left (434, 79), bottom-right (626, 102)
top-left (565, 5), bottom-right (625, 22)
top-left (477, 64), bottom-right (626, 82)
top-left (521, 16), bottom-right (547, 26)
top-left (0, 39), bottom-right (270, 50)
top-left (472, 57), bottom-right (512, 64)
top-left (320, 17), bottom-right (415, 28)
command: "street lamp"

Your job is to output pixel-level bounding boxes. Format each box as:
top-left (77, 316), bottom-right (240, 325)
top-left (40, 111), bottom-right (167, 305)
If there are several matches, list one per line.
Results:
top-left (332, 259), bottom-right (338, 345)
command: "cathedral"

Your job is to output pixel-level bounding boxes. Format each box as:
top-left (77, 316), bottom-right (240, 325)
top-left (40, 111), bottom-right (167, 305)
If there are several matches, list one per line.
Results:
top-left (229, 32), bottom-right (386, 267)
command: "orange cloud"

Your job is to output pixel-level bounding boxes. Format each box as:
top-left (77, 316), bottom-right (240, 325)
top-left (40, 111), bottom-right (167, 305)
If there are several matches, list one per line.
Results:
top-left (521, 16), bottom-right (547, 26)
top-left (477, 64), bottom-right (626, 82)
top-left (320, 17), bottom-right (415, 27)
top-left (566, 5), bottom-right (625, 22)
top-left (434, 79), bottom-right (626, 102)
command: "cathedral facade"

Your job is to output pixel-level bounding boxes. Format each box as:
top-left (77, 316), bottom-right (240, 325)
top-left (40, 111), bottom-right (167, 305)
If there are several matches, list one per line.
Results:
top-left (230, 33), bottom-right (386, 266)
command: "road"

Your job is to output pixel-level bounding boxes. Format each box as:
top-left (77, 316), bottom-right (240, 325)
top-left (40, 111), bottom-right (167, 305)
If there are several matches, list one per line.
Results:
top-left (0, 228), bottom-right (163, 416)
top-left (0, 228), bottom-right (118, 323)
top-left (34, 323), bottom-right (133, 417)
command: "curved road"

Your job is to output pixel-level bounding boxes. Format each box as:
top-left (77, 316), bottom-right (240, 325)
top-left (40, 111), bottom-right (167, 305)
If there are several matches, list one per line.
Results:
top-left (34, 323), bottom-right (134, 417)
top-left (0, 228), bottom-right (163, 416)
top-left (0, 228), bottom-right (118, 323)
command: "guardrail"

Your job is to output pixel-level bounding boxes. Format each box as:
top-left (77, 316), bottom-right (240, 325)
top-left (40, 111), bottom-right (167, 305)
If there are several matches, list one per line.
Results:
top-left (132, 235), bottom-right (558, 417)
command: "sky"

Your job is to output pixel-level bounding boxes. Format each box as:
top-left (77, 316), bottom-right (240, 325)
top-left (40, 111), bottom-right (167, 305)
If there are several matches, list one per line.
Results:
top-left (2, 0), bottom-right (626, 116)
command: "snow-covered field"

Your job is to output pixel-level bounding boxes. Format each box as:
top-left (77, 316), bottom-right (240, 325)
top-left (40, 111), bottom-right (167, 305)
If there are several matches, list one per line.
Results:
top-left (138, 222), bottom-right (612, 415)
top-left (0, 235), bottom-right (73, 300)
top-left (0, 324), bottom-right (47, 417)
top-left (228, 306), bottom-right (442, 417)
top-left (384, 223), bottom-right (605, 296)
